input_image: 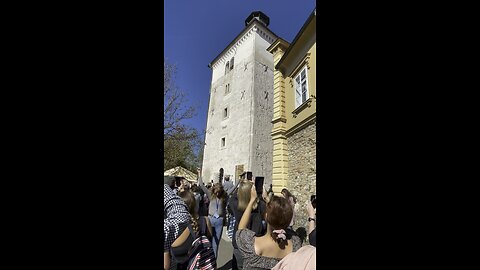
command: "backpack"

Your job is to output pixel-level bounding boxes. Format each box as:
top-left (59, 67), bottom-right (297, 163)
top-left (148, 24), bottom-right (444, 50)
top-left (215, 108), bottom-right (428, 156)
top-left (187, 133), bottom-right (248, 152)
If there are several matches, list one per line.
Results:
top-left (186, 221), bottom-right (216, 270)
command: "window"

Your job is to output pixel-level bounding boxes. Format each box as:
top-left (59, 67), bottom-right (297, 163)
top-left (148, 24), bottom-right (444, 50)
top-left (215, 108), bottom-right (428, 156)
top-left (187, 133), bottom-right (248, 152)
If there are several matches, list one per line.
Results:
top-left (294, 66), bottom-right (309, 108)
top-left (225, 62), bottom-right (230, 75)
top-left (223, 107), bottom-right (228, 118)
top-left (221, 137), bottom-right (226, 147)
top-left (225, 84), bottom-right (230, 95)
top-left (230, 57), bottom-right (234, 70)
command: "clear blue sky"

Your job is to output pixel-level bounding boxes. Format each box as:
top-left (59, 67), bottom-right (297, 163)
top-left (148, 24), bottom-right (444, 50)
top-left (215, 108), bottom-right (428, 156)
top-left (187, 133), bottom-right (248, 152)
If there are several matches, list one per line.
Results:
top-left (164, 0), bottom-right (316, 143)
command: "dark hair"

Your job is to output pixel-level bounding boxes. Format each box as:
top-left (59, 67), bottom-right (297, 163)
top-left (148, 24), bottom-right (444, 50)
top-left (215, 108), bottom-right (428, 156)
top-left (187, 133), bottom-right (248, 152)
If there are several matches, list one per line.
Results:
top-left (211, 183), bottom-right (227, 207)
top-left (266, 196), bottom-right (293, 249)
top-left (178, 191), bottom-right (199, 233)
top-left (164, 176), bottom-right (176, 189)
top-left (281, 188), bottom-right (297, 204)
top-left (191, 185), bottom-right (200, 193)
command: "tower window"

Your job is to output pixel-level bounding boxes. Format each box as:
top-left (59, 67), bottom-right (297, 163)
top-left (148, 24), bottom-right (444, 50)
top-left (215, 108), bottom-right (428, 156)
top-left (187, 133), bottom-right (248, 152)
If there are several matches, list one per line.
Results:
top-left (225, 83), bottom-right (230, 95)
top-left (221, 137), bottom-right (226, 147)
top-left (223, 107), bottom-right (228, 118)
top-left (225, 62), bottom-right (230, 75)
top-left (230, 57), bottom-right (234, 70)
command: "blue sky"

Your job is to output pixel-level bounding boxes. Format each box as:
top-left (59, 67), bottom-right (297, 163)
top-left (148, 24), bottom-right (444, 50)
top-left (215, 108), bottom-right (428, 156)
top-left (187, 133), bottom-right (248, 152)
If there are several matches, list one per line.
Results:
top-left (164, 0), bottom-right (316, 143)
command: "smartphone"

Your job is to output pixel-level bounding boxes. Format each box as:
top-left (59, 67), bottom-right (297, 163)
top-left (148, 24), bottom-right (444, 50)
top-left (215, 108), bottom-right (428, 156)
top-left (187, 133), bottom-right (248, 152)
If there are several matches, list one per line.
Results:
top-left (310, 195), bottom-right (316, 208)
top-left (246, 171), bottom-right (253, 181)
top-left (254, 176), bottom-right (264, 195)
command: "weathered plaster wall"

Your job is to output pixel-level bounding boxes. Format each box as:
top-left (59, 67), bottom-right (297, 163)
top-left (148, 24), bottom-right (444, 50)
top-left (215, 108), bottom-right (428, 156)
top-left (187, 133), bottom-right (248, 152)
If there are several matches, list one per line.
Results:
top-left (250, 31), bottom-right (275, 187)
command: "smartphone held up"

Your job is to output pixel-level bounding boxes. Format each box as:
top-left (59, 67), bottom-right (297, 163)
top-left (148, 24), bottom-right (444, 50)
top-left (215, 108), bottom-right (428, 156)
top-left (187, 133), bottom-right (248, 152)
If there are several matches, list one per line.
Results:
top-left (254, 176), bottom-right (264, 195)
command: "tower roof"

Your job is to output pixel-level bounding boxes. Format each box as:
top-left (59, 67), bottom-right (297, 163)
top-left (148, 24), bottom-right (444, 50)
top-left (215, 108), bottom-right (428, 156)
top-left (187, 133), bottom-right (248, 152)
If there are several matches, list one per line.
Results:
top-left (208, 12), bottom-right (279, 69)
top-left (245, 11), bottom-right (270, 27)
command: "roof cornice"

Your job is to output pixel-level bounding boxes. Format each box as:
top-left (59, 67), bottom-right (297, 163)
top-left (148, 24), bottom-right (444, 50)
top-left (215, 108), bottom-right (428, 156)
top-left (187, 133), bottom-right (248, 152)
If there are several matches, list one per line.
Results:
top-left (208, 19), bottom-right (279, 69)
top-left (266, 37), bottom-right (290, 54)
top-left (275, 8), bottom-right (316, 70)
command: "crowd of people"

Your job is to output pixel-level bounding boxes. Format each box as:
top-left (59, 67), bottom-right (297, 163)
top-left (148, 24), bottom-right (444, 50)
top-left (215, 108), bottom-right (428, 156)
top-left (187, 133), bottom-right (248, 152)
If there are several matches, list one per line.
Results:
top-left (163, 169), bottom-right (317, 270)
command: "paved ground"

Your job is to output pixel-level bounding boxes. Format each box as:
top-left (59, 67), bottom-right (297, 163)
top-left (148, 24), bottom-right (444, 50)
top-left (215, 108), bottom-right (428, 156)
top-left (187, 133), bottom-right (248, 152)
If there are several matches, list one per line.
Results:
top-left (216, 226), bottom-right (233, 270)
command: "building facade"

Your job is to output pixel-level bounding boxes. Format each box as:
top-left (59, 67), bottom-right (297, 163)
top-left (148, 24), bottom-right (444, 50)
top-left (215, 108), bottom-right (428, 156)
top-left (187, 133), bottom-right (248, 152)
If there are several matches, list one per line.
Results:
top-left (202, 12), bottom-right (279, 186)
top-left (267, 8), bottom-right (317, 232)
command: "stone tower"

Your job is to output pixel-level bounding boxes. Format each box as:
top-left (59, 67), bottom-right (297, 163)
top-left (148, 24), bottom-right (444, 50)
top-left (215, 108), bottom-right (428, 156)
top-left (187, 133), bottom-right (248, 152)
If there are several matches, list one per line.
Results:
top-left (202, 11), bottom-right (279, 186)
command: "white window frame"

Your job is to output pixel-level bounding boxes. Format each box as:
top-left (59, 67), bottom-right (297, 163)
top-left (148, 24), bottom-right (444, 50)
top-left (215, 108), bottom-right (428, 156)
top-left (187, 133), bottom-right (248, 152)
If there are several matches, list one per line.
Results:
top-left (294, 66), bottom-right (309, 109)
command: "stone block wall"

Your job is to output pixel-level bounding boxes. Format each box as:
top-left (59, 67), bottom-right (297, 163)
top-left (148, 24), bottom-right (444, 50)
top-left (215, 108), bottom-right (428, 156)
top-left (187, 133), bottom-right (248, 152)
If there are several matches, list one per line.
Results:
top-left (286, 120), bottom-right (316, 243)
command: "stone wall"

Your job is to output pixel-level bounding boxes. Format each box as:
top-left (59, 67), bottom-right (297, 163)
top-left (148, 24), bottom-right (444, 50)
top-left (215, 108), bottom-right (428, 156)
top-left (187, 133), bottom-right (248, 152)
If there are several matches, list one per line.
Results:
top-left (286, 120), bottom-right (316, 243)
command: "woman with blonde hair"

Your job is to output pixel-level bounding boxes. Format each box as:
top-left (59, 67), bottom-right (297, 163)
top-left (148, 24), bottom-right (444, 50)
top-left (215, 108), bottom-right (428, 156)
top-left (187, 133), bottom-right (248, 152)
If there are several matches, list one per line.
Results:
top-left (229, 180), bottom-right (254, 270)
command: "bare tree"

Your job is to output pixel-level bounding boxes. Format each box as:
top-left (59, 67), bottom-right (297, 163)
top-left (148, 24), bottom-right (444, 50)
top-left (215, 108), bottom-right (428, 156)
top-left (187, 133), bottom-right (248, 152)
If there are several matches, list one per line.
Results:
top-left (164, 59), bottom-right (197, 141)
top-left (163, 59), bottom-right (200, 170)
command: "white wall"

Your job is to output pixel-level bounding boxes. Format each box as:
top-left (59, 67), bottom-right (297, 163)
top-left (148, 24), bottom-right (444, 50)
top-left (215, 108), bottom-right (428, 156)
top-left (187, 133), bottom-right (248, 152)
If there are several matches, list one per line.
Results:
top-left (202, 21), bottom-right (276, 184)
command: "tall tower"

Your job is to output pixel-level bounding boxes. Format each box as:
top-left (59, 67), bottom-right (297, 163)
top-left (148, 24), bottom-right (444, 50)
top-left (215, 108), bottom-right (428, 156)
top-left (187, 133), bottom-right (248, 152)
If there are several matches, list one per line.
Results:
top-left (202, 12), bottom-right (279, 185)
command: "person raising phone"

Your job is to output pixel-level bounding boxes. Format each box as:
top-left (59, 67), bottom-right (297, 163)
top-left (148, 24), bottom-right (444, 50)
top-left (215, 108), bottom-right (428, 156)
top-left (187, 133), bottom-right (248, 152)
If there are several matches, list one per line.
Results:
top-left (236, 185), bottom-right (302, 269)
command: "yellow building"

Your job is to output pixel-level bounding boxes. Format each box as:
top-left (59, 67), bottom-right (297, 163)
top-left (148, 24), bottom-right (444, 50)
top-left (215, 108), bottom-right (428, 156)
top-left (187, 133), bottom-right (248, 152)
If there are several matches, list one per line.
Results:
top-left (267, 8), bottom-right (316, 230)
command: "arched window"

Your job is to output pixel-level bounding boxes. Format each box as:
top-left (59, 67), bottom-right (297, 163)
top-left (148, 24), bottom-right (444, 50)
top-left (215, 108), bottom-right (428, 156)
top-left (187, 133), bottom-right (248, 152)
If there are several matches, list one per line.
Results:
top-left (225, 62), bottom-right (230, 75)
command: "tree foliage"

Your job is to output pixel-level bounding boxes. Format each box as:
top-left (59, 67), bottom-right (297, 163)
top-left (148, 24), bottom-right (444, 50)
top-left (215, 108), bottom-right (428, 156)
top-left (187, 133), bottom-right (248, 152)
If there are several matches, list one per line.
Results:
top-left (164, 59), bottom-right (202, 172)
